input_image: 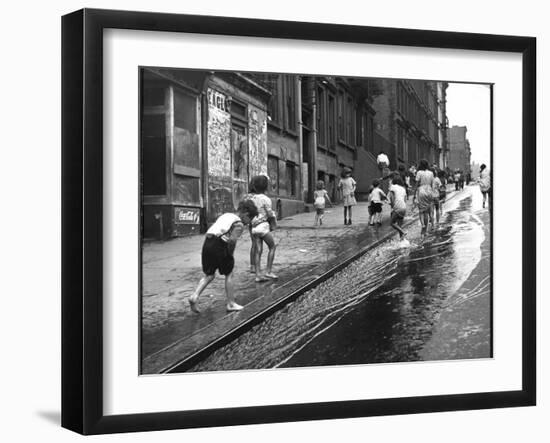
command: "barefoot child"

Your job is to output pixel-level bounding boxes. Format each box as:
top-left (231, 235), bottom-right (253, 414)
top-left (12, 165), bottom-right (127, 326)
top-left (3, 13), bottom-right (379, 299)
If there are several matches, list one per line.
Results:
top-left (388, 176), bottom-right (408, 240)
top-left (338, 167), bottom-right (357, 225)
top-left (368, 179), bottom-right (386, 226)
top-left (244, 176), bottom-right (260, 273)
top-left (414, 159), bottom-right (435, 239)
top-left (250, 175), bottom-right (278, 282)
top-left (313, 180), bottom-right (332, 226)
top-left (189, 200), bottom-right (258, 313)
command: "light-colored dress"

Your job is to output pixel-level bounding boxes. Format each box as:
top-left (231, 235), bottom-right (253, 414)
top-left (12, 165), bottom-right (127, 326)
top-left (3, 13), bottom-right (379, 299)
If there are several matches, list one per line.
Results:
top-left (479, 169), bottom-right (491, 192)
top-left (314, 190), bottom-right (328, 209)
top-left (250, 193), bottom-right (274, 237)
top-left (415, 170), bottom-right (434, 212)
top-left (338, 177), bottom-right (357, 206)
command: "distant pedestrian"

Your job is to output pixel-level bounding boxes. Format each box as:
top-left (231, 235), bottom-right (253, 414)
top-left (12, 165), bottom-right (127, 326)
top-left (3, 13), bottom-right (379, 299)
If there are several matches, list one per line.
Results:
top-left (338, 167), bottom-right (357, 225)
top-left (414, 159), bottom-right (435, 239)
top-left (313, 180), bottom-right (332, 226)
top-left (377, 151), bottom-right (390, 179)
top-left (454, 169), bottom-right (461, 191)
top-left (188, 200), bottom-right (258, 313)
top-left (388, 176), bottom-right (408, 241)
top-left (432, 170), bottom-right (446, 225)
top-left (249, 175), bottom-right (278, 282)
top-left (368, 179), bottom-right (387, 226)
top-left (478, 164), bottom-right (491, 208)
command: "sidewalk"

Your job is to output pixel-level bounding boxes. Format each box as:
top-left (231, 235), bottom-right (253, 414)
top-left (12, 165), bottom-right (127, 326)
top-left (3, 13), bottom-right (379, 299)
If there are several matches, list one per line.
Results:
top-left (142, 187), bottom-right (457, 373)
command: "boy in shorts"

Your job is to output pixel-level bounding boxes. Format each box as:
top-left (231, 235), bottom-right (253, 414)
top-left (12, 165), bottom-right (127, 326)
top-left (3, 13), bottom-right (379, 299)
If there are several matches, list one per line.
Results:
top-left (189, 200), bottom-right (258, 313)
top-left (368, 179), bottom-right (386, 226)
top-left (388, 176), bottom-right (408, 240)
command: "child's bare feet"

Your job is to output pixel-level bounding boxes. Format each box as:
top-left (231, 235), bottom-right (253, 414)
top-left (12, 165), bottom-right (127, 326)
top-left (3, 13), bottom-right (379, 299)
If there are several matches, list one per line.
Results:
top-left (226, 302), bottom-right (243, 312)
top-left (189, 296), bottom-right (200, 313)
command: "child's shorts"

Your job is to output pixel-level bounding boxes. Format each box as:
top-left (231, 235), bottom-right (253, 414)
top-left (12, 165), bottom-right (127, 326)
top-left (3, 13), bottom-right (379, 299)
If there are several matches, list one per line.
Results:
top-left (369, 202), bottom-right (383, 215)
top-left (391, 208), bottom-right (406, 224)
top-left (315, 207), bottom-right (325, 215)
top-left (202, 235), bottom-right (234, 276)
top-left (251, 221), bottom-right (270, 238)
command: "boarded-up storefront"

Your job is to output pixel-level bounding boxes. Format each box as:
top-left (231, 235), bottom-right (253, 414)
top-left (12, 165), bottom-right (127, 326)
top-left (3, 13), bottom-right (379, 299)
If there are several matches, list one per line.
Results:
top-left (141, 68), bottom-right (205, 239)
top-left (205, 75), bottom-right (270, 224)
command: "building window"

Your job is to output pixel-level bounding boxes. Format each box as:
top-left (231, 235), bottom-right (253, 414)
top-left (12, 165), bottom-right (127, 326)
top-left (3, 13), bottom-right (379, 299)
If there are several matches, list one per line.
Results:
top-left (337, 90), bottom-right (345, 141)
top-left (365, 115), bottom-right (375, 154)
top-left (143, 86), bottom-right (165, 107)
top-left (267, 155), bottom-right (279, 195)
top-left (172, 88), bottom-right (202, 206)
top-left (317, 87), bottom-right (326, 146)
top-left (230, 100), bottom-right (247, 121)
top-left (283, 75), bottom-right (297, 133)
top-left (142, 113), bottom-right (167, 196)
top-left (328, 94), bottom-right (336, 149)
top-left (397, 126), bottom-right (403, 161)
top-left (286, 162), bottom-right (297, 197)
top-left (266, 75), bottom-right (282, 126)
top-left (356, 110), bottom-right (363, 147)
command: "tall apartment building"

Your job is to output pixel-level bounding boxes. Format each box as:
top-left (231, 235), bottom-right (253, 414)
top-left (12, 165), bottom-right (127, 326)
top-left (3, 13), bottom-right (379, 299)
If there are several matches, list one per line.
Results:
top-left (370, 79), bottom-right (445, 169)
top-left (448, 125), bottom-right (472, 177)
top-left (140, 69), bottom-right (449, 238)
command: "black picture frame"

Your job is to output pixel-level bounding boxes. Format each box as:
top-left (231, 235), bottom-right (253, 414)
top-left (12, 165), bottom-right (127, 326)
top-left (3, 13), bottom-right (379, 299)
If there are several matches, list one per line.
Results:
top-left (61, 8), bottom-right (536, 435)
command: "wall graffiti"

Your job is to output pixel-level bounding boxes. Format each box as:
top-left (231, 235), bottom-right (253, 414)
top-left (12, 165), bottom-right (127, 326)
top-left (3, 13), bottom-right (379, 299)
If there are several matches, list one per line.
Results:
top-left (207, 89), bottom-right (233, 222)
top-left (248, 105), bottom-right (268, 177)
top-left (208, 179), bottom-right (234, 222)
top-left (207, 91), bottom-right (231, 177)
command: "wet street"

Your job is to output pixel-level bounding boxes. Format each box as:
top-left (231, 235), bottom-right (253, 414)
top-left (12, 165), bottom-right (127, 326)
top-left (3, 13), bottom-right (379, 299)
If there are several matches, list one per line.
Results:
top-left (186, 186), bottom-right (491, 372)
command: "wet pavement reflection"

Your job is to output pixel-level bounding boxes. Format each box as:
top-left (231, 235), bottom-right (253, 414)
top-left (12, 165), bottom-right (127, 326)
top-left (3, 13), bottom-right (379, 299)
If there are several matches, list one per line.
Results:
top-left (188, 187), bottom-right (491, 372)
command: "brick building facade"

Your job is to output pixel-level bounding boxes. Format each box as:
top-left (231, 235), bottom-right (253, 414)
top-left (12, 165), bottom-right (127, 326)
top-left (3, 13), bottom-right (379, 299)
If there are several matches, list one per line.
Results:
top-left (141, 69), bottom-right (449, 238)
top-left (448, 125), bottom-right (472, 177)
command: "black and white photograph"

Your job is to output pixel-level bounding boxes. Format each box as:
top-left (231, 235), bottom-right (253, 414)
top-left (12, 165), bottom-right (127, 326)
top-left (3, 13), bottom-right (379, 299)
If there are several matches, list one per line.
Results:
top-left (140, 68), bottom-right (493, 375)
top-left (2, 0), bottom-right (545, 440)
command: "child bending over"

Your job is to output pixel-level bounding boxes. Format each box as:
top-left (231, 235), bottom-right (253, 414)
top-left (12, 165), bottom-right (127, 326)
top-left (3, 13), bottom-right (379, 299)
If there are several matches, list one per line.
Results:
top-left (189, 200), bottom-right (258, 313)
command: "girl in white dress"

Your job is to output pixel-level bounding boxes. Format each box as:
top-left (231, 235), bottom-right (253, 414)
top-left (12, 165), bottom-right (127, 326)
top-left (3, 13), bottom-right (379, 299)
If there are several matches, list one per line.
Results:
top-left (338, 167), bottom-right (357, 225)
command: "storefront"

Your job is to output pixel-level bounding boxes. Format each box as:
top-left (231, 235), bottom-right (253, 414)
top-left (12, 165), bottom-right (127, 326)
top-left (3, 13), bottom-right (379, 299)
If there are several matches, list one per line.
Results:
top-left (141, 68), bottom-right (206, 239)
top-left (141, 68), bottom-right (271, 238)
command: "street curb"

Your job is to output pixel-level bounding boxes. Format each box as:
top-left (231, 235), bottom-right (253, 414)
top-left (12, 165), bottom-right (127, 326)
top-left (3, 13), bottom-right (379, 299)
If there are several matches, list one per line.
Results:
top-left (154, 190), bottom-right (461, 373)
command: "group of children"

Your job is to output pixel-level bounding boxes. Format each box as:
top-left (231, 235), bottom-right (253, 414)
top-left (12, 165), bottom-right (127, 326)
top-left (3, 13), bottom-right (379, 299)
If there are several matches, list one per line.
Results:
top-left (366, 177), bottom-right (409, 241)
top-left (189, 160), bottom-right (448, 314)
top-left (189, 175), bottom-right (279, 314)
top-left (313, 166), bottom-right (356, 226)
top-left (411, 159), bottom-right (447, 238)
top-left (311, 166), bottom-right (409, 241)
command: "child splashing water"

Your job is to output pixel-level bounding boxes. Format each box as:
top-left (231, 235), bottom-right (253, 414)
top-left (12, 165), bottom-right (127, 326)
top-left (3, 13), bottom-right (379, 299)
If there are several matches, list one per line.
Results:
top-left (388, 176), bottom-right (409, 244)
top-left (368, 179), bottom-right (386, 226)
top-left (313, 180), bottom-right (332, 226)
top-left (338, 167), bottom-right (357, 225)
top-left (250, 175), bottom-right (278, 282)
top-left (414, 159), bottom-right (435, 240)
top-left (188, 200), bottom-right (258, 313)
